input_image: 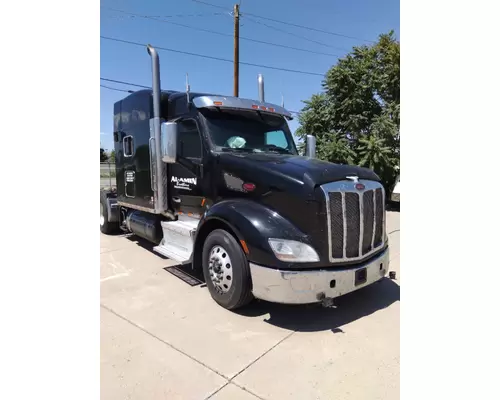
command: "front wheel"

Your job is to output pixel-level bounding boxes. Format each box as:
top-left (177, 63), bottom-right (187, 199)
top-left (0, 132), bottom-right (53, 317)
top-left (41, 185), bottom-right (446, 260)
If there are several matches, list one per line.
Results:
top-left (202, 229), bottom-right (253, 310)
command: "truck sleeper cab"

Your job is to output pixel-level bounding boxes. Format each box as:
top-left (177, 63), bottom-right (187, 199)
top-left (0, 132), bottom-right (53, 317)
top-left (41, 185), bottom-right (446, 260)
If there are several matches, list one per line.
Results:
top-left (99, 45), bottom-right (390, 310)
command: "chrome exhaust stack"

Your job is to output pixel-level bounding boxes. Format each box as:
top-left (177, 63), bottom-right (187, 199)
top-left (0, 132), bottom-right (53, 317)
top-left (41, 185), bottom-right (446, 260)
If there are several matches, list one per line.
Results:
top-left (147, 44), bottom-right (161, 119)
top-left (258, 74), bottom-right (265, 102)
top-left (146, 44), bottom-right (166, 213)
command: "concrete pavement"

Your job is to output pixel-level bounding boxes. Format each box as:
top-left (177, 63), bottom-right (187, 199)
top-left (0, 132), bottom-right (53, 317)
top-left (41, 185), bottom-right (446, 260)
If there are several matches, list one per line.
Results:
top-left (100, 211), bottom-right (400, 399)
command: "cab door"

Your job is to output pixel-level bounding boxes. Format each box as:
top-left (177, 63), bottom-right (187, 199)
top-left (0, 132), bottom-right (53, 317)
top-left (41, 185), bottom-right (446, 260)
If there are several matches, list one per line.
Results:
top-left (168, 119), bottom-right (206, 216)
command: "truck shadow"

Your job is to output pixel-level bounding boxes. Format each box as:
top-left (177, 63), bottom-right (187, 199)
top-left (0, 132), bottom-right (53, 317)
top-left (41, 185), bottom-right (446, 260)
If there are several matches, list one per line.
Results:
top-left (124, 234), bottom-right (399, 333)
top-left (238, 278), bottom-right (400, 333)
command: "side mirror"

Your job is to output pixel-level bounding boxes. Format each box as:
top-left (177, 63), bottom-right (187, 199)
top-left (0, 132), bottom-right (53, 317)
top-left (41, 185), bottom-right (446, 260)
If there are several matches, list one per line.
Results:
top-left (161, 121), bottom-right (178, 163)
top-left (305, 135), bottom-right (316, 158)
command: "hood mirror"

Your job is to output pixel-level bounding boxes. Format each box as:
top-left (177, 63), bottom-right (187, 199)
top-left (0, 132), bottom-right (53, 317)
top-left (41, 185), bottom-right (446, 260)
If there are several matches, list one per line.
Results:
top-left (305, 135), bottom-right (316, 158)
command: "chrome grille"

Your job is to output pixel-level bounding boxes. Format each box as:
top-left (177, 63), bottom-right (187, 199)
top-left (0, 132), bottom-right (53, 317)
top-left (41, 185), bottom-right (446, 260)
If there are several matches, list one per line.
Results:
top-left (328, 193), bottom-right (344, 258)
top-left (321, 180), bottom-right (385, 263)
top-left (345, 192), bottom-right (360, 258)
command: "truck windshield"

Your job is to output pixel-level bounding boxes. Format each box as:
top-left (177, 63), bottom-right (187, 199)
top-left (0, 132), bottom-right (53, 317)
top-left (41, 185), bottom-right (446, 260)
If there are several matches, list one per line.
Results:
top-left (199, 108), bottom-right (298, 155)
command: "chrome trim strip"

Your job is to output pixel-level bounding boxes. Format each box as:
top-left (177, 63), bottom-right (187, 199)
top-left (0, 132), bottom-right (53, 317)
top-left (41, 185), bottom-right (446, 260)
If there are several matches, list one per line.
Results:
top-left (117, 201), bottom-right (155, 214)
top-left (341, 192), bottom-right (347, 258)
top-left (149, 119), bottom-right (158, 212)
top-left (149, 118), bottom-right (166, 214)
top-left (382, 185), bottom-right (386, 242)
top-left (358, 191), bottom-right (364, 257)
top-left (149, 137), bottom-right (155, 192)
top-left (320, 179), bottom-right (386, 263)
top-left (324, 191), bottom-right (333, 261)
top-left (192, 95), bottom-right (292, 119)
top-left (371, 189), bottom-right (376, 250)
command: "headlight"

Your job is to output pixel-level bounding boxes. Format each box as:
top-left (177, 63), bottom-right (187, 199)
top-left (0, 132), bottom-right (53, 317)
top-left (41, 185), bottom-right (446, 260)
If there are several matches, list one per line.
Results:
top-left (268, 239), bottom-right (320, 263)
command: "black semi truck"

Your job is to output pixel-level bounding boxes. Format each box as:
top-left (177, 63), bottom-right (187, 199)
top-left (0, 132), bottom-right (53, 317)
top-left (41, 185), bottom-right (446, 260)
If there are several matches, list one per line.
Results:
top-left (100, 45), bottom-right (390, 310)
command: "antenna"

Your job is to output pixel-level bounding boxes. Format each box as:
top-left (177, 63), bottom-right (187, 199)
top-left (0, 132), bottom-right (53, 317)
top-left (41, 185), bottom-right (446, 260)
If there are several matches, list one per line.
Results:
top-left (281, 92), bottom-right (284, 108)
top-left (186, 73), bottom-right (191, 105)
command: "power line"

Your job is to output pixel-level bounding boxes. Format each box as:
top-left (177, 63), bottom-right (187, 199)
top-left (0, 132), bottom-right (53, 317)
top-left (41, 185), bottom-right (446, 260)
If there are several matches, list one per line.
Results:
top-left (243, 12), bottom-right (375, 43)
top-left (192, 0), bottom-right (374, 43)
top-left (241, 33), bottom-right (341, 58)
top-left (191, 0), bottom-right (229, 11)
top-left (100, 84), bottom-right (135, 93)
top-left (100, 36), bottom-right (324, 76)
top-left (103, 11), bottom-right (226, 19)
top-left (187, 2), bottom-right (347, 52)
top-left (242, 15), bottom-right (348, 52)
top-left (102, 7), bottom-right (340, 58)
top-left (101, 78), bottom-right (150, 89)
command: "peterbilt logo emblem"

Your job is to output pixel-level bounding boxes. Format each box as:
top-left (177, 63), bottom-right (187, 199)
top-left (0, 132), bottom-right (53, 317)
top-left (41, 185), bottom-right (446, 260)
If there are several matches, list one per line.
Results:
top-left (346, 176), bottom-right (364, 190)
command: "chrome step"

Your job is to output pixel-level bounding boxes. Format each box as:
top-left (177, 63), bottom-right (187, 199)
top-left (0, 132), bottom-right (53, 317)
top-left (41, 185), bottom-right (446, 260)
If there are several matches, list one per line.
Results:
top-left (153, 218), bottom-right (199, 264)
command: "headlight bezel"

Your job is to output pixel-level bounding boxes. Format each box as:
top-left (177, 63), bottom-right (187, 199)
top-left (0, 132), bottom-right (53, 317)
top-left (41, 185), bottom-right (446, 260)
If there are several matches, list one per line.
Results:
top-left (267, 238), bottom-right (320, 263)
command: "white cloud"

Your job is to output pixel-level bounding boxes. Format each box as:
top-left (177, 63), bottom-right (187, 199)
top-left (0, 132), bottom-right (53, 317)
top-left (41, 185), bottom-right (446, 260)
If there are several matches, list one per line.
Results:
top-left (100, 132), bottom-right (107, 136)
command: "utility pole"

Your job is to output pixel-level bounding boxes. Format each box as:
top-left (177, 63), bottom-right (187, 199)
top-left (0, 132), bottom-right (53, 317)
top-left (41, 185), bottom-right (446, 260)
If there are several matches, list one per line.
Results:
top-left (233, 3), bottom-right (240, 97)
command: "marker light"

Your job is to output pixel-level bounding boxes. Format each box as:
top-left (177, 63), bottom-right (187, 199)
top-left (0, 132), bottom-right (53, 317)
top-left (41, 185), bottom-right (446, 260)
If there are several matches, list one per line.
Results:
top-left (242, 182), bottom-right (256, 192)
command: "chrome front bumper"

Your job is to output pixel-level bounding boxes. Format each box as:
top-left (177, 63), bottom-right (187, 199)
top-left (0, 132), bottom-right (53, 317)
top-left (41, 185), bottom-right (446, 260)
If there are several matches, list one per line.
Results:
top-left (249, 248), bottom-right (389, 304)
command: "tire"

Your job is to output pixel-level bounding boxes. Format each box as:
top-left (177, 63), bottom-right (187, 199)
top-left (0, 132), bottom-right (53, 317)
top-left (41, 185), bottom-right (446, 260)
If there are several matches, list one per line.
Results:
top-left (100, 192), bottom-right (119, 234)
top-left (202, 229), bottom-right (253, 310)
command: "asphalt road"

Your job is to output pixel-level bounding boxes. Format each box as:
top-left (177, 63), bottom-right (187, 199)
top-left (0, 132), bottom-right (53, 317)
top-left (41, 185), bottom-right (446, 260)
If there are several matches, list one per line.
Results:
top-left (100, 211), bottom-right (400, 400)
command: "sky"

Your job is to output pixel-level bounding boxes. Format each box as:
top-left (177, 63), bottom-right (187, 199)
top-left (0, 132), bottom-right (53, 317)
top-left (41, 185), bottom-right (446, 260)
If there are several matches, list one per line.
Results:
top-left (100, 0), bottom-right (400, 152)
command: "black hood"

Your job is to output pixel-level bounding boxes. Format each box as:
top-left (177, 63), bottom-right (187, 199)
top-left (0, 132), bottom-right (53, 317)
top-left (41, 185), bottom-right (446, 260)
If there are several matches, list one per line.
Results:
top-left (217, 152), bottom-right (380, 189)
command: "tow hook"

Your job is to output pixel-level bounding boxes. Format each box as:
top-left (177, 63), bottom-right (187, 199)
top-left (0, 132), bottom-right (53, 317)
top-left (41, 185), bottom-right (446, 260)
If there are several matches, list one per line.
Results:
top-left (317, 292), bottom-right (336, 308)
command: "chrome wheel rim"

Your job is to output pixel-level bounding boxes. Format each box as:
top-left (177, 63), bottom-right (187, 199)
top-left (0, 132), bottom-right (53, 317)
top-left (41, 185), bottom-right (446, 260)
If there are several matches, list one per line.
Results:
top-left (100, 204), bottom-right (105, 226)
top-left (208, 245), bottom-right (233, 294)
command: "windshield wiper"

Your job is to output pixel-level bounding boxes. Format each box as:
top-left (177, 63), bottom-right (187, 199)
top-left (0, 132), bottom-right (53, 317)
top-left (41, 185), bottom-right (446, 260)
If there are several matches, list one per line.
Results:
top-left (220, 147), bottom-right (256, 153)
top-left (261, 145), bottom-right (292, 154)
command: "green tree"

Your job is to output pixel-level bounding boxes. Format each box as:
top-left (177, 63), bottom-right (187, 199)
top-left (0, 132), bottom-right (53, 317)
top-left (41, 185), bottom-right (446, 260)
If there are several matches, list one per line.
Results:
top-left (296, 31), bottom-right (400, 189)
top-left (109, 149), bottom-right (116, 163)
top-left (100, 148), bottom-right (108, 162)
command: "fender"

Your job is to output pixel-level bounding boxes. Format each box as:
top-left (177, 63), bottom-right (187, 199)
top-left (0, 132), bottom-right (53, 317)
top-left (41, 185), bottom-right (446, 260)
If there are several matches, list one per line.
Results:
top-left (193, 199), bottom-right (318, 270)
top-left (100, 190), bottom-right (119, 223)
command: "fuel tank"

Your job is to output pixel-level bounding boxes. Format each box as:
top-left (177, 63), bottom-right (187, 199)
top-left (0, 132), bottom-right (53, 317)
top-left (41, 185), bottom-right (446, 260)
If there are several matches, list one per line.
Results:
top-left (125, 210), bottom-right (163, 244)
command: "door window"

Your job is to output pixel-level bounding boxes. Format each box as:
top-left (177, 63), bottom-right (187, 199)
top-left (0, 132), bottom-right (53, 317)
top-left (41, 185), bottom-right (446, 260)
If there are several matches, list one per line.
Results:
top-left (179, 120), bottom-right (202, 159)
